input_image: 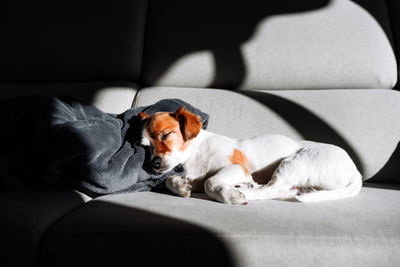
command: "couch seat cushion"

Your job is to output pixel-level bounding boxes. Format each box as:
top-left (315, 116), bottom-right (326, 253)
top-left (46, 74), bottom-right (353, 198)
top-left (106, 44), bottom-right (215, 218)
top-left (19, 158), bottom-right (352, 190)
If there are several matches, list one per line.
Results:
top-left (40, 184), bottom-right (400, 267)
top-left (0, 191), bottom-right (90, 267)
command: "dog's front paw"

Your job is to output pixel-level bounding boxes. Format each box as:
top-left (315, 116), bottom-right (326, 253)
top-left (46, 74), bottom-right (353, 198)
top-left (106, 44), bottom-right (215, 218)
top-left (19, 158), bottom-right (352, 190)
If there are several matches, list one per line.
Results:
top-left (225, 188), bottom-right (248, 205)
top-left (166, 175), bottom-right (192, 198)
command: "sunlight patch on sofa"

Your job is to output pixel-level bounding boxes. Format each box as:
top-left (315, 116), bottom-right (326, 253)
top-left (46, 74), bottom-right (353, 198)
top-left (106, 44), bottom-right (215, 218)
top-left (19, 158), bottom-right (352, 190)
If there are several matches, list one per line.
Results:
top-left (155, 50), bottom-right (216, 88)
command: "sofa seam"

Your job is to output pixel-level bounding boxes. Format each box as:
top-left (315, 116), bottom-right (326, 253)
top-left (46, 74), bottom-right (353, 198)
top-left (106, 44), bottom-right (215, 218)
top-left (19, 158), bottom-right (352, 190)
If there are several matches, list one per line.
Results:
top-left (137, 0), bottom-right (151, 87)
top-left (42, 231), bottom-right (400, 240)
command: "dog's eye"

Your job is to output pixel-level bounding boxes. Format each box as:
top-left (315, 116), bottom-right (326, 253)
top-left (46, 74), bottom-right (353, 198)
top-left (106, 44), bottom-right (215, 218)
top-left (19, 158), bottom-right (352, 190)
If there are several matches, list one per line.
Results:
top-left (161, 132), bottom-right (172, 141)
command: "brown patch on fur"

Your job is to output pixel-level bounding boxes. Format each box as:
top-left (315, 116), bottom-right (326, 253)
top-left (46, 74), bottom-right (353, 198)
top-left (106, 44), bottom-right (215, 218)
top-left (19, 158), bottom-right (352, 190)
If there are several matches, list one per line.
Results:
top-left (145, 112), bottom-right (183, 154)
top-left (153, 139), bottom-right (172, 154)
top-left (174, 106), bottom-right (202, 141)
top-left (229, 149), bottom-right (250, 175)
top-left (148, 113), bottom-right (179, 135)
top-left (143, 107), bottom-right (202, 156)
top-left (139, 112), bottom-right (150, 120)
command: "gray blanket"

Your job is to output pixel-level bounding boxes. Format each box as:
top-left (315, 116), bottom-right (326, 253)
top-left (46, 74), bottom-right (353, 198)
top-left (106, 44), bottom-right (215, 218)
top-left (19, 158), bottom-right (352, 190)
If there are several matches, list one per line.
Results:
top-left (0, 96), bottom-right (208, 197)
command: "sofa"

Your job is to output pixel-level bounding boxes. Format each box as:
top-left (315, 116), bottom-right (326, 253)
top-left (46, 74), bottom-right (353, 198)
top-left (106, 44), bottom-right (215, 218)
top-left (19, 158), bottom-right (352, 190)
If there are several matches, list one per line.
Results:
top-left (1, 0), bottom-right (400, 266)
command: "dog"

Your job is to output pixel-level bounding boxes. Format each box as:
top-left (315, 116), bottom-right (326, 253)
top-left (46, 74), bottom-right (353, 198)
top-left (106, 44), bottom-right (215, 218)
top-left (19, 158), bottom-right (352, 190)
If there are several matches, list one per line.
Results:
top-left (139, 106), bottom-right (362, 204)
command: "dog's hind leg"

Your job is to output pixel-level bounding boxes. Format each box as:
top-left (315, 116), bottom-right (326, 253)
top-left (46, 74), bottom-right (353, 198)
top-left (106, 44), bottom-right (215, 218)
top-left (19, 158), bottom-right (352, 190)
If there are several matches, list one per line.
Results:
top-left (204, 164), bottom-right (253, 204)
top-left (238, 155), bottom-right (303, 201)
top-left (239, 180), bottom-right (299, 201)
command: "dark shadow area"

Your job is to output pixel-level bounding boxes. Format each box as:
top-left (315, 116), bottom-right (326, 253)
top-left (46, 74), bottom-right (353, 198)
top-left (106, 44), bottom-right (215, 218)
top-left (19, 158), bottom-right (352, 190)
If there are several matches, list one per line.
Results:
top-left (351, 0), bottom-right (399, 88)
top-left (0, 191), bottom-right (87, 267)
top-left (142, 0), bottom-right (330, 89)
top-left (363, 182), bottom-right (400, 191)
top-left (351, 0), bottom-right (395, 47)
top-left (238, 91), bottom-right (364, 175)
top-left (385, 0), bottom-right (400, 89)
top-left (0, 0), bottom-right (147, 84)
top-left (368, 142), bottom-right (400, 183)
top-left (39, 199), bottom-right (236, 267)
top-left (251, 159), bottom-right (283, 184)
top-left (0, 81), bottom-right (136, 108)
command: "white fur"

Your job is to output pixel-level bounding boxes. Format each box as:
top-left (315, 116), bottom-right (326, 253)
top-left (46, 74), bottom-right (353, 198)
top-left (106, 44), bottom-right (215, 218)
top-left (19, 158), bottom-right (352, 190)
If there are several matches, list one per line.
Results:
top-left (143, 129), bottom-right (362, 204)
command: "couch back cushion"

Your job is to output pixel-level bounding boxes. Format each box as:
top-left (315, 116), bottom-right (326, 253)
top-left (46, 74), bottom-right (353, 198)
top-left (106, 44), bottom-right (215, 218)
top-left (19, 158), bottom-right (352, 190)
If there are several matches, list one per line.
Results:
top-left (142, 0), bottom-right (397, 90)
top-left (0, 82), bottom-right (138, 114)
top-left (386, 0), bottom-right (400, 89)
top-left (136, 87), bottom-right (400, 182)
top-left (0, 0), bottom-right (147, 83)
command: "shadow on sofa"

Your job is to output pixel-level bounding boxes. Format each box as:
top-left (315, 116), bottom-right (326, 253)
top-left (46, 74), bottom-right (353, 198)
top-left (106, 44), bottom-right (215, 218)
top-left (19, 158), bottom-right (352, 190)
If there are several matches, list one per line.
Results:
top-left (351, 0), bottom-right (395, 48)
top-left (363, 182), bottom-right (400, 190)
top-left (238, 90), bottom-right (364, 174)
top-left (369, 142), bottom-right (400, 184)
top-left (142, 0), bottom-right (395, 90)
top-left (0, 190), bottom-right (89, 267)
top-left (237, 90), bottom-right (400, 185)
top-left (142, 0), bottom-right (330, 89)
top-left (0, 0), bottom-right (146, 84)
top-left (39, 200), bottom-right (237, 267)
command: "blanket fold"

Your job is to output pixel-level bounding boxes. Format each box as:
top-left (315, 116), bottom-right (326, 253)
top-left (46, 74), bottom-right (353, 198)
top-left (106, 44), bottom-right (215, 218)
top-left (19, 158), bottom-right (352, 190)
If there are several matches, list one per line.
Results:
top-left (0, 96), bottom-right (208, 197)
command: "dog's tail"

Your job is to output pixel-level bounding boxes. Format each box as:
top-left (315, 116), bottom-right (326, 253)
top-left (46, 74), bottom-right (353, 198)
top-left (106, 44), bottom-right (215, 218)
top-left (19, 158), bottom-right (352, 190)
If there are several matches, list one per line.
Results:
top-left (295, 174), bottom-right (362, 202)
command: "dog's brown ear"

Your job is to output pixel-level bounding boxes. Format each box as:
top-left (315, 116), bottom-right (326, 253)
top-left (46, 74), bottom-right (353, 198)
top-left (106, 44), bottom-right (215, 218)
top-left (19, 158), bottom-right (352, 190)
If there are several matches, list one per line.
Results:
top-left (174, 106), bottom-right (202, 141)
top-left (139, 112), bottom-right (150, 120)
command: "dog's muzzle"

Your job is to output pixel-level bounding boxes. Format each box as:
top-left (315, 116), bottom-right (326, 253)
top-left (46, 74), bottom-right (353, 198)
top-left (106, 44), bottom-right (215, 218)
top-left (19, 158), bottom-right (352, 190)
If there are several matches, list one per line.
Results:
top-left (151, 156), bottom-right (162, 171)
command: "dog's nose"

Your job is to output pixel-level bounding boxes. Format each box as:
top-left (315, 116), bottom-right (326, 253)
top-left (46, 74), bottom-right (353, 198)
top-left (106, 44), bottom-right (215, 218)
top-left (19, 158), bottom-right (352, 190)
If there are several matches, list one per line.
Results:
top-left (151, 156), bottom-right (162, 170)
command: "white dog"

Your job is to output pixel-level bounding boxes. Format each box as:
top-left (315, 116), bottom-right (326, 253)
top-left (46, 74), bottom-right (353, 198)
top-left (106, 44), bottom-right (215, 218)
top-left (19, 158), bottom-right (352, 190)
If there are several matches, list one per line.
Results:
top-left (139, 106), bottom-right (362, 204)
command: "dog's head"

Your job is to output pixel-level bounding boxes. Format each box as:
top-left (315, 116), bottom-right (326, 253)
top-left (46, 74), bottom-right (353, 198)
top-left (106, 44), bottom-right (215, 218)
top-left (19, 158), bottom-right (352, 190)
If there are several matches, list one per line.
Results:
top-left (139, 106), bottom-right (203, 173)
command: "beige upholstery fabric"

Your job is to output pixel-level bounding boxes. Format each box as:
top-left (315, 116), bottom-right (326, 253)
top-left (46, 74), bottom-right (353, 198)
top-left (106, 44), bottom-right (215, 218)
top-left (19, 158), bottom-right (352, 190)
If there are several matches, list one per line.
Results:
top-left (135, 87), bottom-right (400, 182)
top-left (0, 82), bottom-right (138, 114)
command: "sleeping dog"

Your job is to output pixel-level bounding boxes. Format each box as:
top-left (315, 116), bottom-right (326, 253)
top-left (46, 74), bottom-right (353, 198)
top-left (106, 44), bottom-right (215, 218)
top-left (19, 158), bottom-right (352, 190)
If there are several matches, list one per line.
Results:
top-left (139, 106), bottom-right (362, 204)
